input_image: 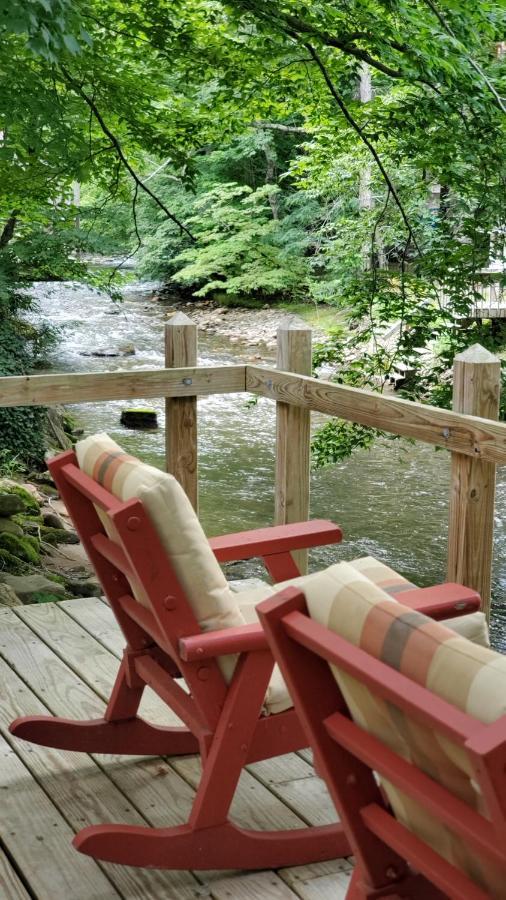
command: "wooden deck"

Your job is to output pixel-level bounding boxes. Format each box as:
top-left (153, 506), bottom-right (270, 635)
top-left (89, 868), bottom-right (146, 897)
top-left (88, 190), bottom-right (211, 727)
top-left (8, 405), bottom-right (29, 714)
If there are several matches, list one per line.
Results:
top-left (0, 597), bottom-right (353, 900)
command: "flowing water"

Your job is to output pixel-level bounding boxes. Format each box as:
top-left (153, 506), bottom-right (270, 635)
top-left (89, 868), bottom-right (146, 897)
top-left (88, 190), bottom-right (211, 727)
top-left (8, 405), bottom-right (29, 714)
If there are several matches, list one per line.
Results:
top-left (32, 278), bottom-right (506, 648)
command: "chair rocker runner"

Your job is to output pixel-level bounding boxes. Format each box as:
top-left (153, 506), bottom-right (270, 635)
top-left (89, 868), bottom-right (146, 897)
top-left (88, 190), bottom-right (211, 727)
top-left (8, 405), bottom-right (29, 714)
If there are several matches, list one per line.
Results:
top-left (9, 434), bottom-right (483, 872)
top-left (258, 583), bottom-right (506, 899)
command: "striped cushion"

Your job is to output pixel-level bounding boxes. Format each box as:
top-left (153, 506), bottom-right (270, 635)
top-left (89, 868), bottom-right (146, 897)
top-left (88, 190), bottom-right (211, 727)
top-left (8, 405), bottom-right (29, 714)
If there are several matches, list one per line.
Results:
top-left (75, 432), bottom-right (246, 642)
top-left (305, 563), bottom-right (506, 897)
top-left (348, 556), bottom-right (489, 646)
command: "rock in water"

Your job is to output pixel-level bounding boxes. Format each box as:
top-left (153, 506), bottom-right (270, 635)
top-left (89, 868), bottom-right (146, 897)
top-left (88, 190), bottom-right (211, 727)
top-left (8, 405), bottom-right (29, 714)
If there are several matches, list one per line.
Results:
top-left (120, 408), bottom-right (158, 429)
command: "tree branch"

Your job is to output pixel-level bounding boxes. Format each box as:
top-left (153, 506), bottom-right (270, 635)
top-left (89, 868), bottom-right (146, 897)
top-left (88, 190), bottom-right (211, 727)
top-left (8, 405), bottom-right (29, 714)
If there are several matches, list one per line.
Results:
top-left (0, 211), bottom-right (19, 249)
top-left (252, 121), bottom-right (310, 134)
top-left (304, 43), bottom-right (421, 254)
top-left (59, 66), bottom-right (196, 241)
top-left (421, 0), bottom-right (506, 115)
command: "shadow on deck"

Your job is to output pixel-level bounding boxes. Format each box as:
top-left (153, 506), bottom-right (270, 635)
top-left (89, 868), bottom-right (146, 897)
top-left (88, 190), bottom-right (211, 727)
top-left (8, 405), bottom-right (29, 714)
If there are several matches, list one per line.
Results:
top-left (0, 597), bottom-right (353, 900)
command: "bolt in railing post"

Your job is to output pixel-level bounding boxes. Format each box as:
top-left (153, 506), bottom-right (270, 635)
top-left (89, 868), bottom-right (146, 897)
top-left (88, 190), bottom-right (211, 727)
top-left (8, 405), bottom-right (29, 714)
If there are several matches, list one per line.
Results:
top-left (447, 344), bottom-right (501, 620)
top-left (275, 320), bottom-right (312, 574)
top-left (165, 312), bottom-right (198, 511)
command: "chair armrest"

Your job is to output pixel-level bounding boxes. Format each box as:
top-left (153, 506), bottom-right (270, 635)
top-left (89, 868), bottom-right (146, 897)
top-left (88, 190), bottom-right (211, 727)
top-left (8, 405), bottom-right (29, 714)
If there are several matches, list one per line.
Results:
top-left (398, 583), bottom-right (481, 619)
top-left (179, 624), bottom-right (268, 661)
top-left (209, 519), bottom-right (343, 563)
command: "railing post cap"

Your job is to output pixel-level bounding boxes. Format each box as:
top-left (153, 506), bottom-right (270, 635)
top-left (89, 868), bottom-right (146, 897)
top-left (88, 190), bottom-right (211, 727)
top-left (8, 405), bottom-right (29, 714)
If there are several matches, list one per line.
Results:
top-left (277, 317), bottom-right (312, 334)
top-left (166, 311), bottom-right (195, 327)
top-left (453, 343), bottom-right (501, 365)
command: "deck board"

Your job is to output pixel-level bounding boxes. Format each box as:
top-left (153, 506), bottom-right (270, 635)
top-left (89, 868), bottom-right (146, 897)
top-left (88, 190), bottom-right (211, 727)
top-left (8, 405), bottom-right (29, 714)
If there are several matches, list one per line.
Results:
top-left (0, 599), bottom-right (351, 899)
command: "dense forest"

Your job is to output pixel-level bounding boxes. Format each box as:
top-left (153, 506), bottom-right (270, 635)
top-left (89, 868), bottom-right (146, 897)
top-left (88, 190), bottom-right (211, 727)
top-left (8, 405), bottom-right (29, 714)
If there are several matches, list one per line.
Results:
top-left (1, 0), bottom-right (505, 467)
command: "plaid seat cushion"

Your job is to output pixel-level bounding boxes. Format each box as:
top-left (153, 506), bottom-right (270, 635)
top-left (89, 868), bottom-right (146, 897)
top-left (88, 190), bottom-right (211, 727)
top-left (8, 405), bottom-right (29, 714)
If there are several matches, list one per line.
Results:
top-left (304, 562), bottom-right (505, 897)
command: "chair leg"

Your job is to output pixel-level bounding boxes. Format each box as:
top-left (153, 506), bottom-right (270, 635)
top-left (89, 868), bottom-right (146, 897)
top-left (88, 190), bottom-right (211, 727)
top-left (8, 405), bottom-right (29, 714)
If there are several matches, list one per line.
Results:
top-left (9, 715), bottom-right (200, 756)
top-left (74, 819), bottom-right (350, 869)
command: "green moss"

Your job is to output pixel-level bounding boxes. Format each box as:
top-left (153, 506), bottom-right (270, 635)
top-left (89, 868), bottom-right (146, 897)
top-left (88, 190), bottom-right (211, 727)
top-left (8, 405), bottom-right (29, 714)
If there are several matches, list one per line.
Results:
top-left (31, 591), bottom-right (65, 604)
top-left (40, 526), bottom-right (79, 545)
top-left (0, 548), bottom-right (30, 574)
top-left (45, 572), bottom-right (66, 585)
top-left (122, 407), bottom-right (156, 413)
top-left (0, 484), bottom-right (40, 513)
top-left (12, 513), bottom-right (44, 526)
top-left (0, 532), bottom-right (40, 563)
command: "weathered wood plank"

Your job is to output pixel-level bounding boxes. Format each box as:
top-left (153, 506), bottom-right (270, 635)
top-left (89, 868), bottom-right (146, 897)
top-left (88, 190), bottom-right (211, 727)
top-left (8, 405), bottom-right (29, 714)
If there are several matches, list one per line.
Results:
top-left (447, 345), bottom-right (500, 618)
top-left (208, 871), bottom-right (299, 898)
top-left (0, 665), bottom-right (197, 899)
top-left (165, 313), bottom-right (199, 509)
top-left (0, 614), bottom-right (200, 899)
top-left (59, 596), bottom-right (126, 657)
top-left (15, 601), bottom-right (179, 727)
top-left (275, 323), bottom-right (312, 574)
top-left (0, 731), bottom-right (118, 900)
top-left (0, 365), bottom-right (246, 407)
top-left (248, 753), bottom-right (338, 827)
top-left (246, 365), bottom-right (506, 465)
top-left (0, 850), bottom-right (31, 900)
top-left (280, 859), bottom-right (353, 899)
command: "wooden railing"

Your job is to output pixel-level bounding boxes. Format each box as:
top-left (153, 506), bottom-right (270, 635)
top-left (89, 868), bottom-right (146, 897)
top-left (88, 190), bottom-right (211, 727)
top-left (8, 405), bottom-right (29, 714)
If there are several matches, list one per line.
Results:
top-left (0, 314), bottom-right (504, 618)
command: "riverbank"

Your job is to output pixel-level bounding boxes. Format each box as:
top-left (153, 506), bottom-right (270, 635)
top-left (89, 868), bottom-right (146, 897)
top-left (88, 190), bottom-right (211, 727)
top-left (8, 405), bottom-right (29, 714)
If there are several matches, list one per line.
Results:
top-left (155, 295), bottom-right (334, 354)
top-left (0, 475), bottom-right (100, 608)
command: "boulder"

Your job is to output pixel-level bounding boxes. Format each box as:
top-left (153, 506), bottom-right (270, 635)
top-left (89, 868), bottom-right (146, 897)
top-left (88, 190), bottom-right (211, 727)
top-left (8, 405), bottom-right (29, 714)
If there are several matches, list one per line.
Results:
top-left (0, 583), bottom-right (22, 607)
top-left (42, 512), bottom-right (66, 530)
top-left (0, 493), bottom-right (27, 515)
top-left (118, 342), bottom-right (136, 356)
top-left (0, 518), bottom-right (23, 536)
top-left (65, 579), bottom-right (103, 598)
top-left (0, 573), bottom-right (66, 600)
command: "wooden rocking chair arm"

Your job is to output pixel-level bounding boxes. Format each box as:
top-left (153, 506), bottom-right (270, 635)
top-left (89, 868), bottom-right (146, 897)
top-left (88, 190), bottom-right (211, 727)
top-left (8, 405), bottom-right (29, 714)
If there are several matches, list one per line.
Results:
top-left (397, 583), bottom-right (481, 619)
top-left (209, 519), bottom-right (343, 562)
top-left (179, 624), bottom-right (268, 661)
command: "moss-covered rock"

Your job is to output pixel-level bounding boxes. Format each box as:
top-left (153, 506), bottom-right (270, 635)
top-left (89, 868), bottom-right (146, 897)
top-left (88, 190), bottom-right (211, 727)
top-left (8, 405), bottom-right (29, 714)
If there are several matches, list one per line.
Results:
top-left (0, 484), bottom-right (40, 514)
top-left (31, 591), bottom-right (67, 604)
top-left (0, 549), bottom-right (30, 575)
top-left (11, 512), bottom-right (44, 526)
top-left (40, 526), bottom-right (79, 545)
top-left (0, 518), bottom-right (23, 536)
top-left (0, 493), bottom-right (26, 515)
top-left (0, 532), bottom-right (40, 563)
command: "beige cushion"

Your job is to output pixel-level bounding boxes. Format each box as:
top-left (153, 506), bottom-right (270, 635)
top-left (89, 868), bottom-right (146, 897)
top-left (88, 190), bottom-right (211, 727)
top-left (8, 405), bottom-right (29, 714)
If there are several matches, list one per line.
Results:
top-left (303, 562), bottom-right (506, 897)
top-left (76, 433), bottom-right (245, 632)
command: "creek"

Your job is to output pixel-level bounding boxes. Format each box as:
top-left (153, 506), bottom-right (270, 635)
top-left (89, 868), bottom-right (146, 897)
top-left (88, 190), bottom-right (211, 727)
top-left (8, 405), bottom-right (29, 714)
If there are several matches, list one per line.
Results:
top-left (32, 277), bottom-right (506, 649)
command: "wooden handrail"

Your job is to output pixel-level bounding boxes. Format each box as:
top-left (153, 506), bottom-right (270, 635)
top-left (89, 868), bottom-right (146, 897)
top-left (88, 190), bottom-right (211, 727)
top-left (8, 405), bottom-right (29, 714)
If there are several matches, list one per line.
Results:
top-left (246, 365), bottom-right (506, 465)
top-left (0, 365), bottom-right (246, 407)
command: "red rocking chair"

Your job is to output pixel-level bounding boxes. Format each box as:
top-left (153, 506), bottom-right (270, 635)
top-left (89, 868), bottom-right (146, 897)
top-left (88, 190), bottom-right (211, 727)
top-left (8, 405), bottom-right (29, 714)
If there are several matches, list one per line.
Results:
top-left (9, 434), bottom-right (483, 872)
top-left (258, 579), bottom-right (506, 899)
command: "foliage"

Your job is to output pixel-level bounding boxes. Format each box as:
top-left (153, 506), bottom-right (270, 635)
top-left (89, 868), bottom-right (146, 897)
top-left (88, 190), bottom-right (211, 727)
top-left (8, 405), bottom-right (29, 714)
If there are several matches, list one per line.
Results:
top-left (1, 0), bottom-right (505, 464)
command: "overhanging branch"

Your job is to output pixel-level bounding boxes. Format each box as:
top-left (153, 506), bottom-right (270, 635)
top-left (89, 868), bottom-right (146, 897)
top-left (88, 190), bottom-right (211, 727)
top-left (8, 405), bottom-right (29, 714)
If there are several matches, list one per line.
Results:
top-left (60, 66), bottom-right (196, 241)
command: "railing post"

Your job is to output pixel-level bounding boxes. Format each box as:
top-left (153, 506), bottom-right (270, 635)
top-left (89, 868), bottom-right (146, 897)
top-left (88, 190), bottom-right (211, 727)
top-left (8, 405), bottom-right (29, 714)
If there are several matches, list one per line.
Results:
top-left (275, 320), bottom-right (312, 573)
top-left (447, 344), bottom-right (501, 620)
top-left (165, 312), bottom-right (198, 511)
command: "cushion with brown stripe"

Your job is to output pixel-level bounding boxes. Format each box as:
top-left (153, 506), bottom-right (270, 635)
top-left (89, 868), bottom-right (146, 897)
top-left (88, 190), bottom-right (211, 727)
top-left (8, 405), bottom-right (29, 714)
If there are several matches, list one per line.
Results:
top-left (75, 432), bottom-right (246, 648)
top-left (304, 562), bottom-right (506, 897)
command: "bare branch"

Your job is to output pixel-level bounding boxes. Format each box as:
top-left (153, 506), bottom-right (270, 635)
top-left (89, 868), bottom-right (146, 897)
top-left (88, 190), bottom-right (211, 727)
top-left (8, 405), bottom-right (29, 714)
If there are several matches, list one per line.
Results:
top-left (60, 66), bottom-right (196, 242)
top-left (304, 43), bottom-right (421, 254)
